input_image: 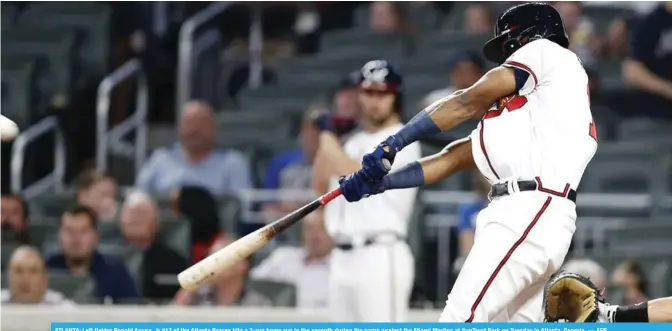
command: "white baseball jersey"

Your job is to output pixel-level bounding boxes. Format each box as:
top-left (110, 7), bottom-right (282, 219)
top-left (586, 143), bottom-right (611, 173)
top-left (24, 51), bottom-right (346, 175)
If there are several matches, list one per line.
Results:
top-left (324, 124), bottom-right (421, 239)
top-left (470, 39), bottom-right (598, 191)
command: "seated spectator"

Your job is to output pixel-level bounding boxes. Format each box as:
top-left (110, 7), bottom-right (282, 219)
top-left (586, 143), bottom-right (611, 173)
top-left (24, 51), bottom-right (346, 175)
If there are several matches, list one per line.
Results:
top-left (74, 168), bottom-right (119, 222)
top-left (612, 259), bottom-right (650, 305)
top-left (1, 246), bottom-right (74, 306)
top-left (601, 17), bottom-right (630, 60)
top-left (45, 206), bottom-right (138, 303)
top-left (622, 2), bottom-right (672, 118)
top-left (120, 191), bottom-right (188, 301)
top-left (422, 51), bottom-right (485, 109)
top-left (173, 235), bottom-right (271, 306)
top-left (562, 258), bottom-right (608, 290)
top-left (464, 4), bottom-right (493, 34)
top-left (369, 1), bottom-right (410, 34)
top-left (136, 100), bottom-right (252, 196)
top-left (554, 1), bottom-right (599, 65)
top-left (250, 213), bottom-right (332, 308)
top-left (262, 106), bottom-right (321, 218)
top-left (1, 194), bottom-right (29, 245)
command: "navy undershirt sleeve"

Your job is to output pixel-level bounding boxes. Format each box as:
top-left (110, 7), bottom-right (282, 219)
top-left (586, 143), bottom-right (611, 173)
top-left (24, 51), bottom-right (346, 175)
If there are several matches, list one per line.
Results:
top-left (512, 66), bottom-right (530, 92)
top-left (387, 111), bottom-right (441, 151)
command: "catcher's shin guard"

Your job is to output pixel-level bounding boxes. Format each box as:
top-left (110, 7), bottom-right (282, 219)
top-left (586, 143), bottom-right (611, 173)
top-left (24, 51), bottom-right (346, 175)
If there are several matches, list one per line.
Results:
top-left (543, 271), bottom-right (604, 322)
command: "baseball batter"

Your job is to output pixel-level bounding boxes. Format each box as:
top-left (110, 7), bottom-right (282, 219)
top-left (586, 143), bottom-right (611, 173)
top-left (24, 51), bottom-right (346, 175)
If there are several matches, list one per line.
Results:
top-left (313, 60), bottom-right (421, 322)
top-left (338, 3), bottom-right (597, 322)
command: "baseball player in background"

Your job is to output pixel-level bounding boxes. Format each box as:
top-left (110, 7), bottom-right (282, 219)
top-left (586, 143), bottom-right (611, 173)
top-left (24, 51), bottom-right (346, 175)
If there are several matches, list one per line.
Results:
top-left (338, 3), bottom-right (598, 322)
top-left (313, 60), bottom-right (421, 322)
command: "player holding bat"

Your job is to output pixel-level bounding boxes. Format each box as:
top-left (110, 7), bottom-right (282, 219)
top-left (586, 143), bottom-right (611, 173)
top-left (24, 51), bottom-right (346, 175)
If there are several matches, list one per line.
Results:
top-left (338, 2), bottom-right (598, 322)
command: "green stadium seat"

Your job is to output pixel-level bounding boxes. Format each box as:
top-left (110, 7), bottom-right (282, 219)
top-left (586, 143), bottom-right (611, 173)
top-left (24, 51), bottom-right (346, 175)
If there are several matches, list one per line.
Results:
top-left (18, 2), bottom-right (111, 76)
top-left (217, 195), bottom-right (242, 234)
top-left (27, 222), bottom-right (59, 251)
top-left (48, 273), bottom-right (96, 303)
top-left (247, 280), bottom-right (296, 307)
top-left (1, 243), bottom-right (20, 271)
top-left (28, 193), bottom-right (76, 217)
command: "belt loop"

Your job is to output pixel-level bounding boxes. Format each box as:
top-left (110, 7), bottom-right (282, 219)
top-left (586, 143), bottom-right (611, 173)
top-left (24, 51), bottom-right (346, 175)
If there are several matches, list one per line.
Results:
top-left (507, 180), bottom-right (515, 195)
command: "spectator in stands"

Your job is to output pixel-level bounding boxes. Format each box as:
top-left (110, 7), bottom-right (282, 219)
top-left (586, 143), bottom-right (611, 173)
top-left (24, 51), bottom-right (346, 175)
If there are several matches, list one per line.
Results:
top-left (136, 100), bottom-right (252, 196)
top-left (46, 206), bottom-right (139, 303)
top-left (611, 259), bottom-right (650, 305)
top-left (601, 17), bottom-right (630, 60)
top-left (554, 1), bottom-right (599, 65)
top-left (622, 2), bottom-right (672, 118)
top-left (262, 105), bottom-right (321, 218)
top-left (562, 258), bottom-right (608, 290)
top-left (74, 168), bottom-right (119, 222)
top-left (173, 235), bottom-right (271, 306)
top-left (250, 212), bottom-right (332, 308)
top-left (369, 1), bottom-right (410, 34)
top-left (120, 191), bottom-right (188, 301)
top-left (1, 246), bottom-right (74, 306)
top-left (464, 4), bottom-right (493, 34)
top-left (1, 194), bottom-right (29, 245)
top-left (422, 51), bottom-right (485, 109)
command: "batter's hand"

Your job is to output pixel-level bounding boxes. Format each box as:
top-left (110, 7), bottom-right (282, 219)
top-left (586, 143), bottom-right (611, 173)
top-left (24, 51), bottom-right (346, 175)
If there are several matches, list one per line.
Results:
top-left (339, 170), bottom-right (386, 202)
top-left (361, 140), bottom-right (396, 181)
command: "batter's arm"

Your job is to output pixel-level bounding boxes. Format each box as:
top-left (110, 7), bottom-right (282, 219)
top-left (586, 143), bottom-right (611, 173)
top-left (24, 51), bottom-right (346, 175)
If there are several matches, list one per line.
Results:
top-left (379, 137), bottom-right (475, 191)
top-left (382, 67), bottom-right (518, 153)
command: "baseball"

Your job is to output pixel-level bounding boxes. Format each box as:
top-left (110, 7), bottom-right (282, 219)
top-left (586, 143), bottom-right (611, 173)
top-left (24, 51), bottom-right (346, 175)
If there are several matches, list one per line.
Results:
top-left (0, 115), bottom-right (19, 141)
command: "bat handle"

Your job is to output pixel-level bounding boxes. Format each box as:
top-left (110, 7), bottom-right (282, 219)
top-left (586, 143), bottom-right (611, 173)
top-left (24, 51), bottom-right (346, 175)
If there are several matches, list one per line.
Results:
top-left (318, 188), bottom-right (341, 205)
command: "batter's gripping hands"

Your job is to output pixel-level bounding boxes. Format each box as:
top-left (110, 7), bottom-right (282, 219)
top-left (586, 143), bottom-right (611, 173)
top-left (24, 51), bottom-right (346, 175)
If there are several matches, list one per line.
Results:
top-left (361, 139), bottom-right (397, 181)
top-left (543, 271), bottom-right (604, 322)
top-left (339, 171), bottom-right (386, 202)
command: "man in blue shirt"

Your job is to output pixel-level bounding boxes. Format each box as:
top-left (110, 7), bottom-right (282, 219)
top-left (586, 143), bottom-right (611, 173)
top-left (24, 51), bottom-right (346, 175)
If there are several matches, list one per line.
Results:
top-left (622, 2), bottom-right (672, 118)
top-left (46, 206), bottom-right (138, 303)
top-left (136, 100), bottom-right (252, 196)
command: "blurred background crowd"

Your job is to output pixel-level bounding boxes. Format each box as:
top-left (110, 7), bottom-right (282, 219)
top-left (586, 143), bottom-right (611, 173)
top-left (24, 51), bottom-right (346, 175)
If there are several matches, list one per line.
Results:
top-left (1, 0), bottom-right (671, 311)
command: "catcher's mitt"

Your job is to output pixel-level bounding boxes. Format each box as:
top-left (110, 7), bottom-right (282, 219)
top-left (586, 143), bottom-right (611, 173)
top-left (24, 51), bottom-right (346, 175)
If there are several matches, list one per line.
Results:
top-left (543, 271), bottom-right (604, 322)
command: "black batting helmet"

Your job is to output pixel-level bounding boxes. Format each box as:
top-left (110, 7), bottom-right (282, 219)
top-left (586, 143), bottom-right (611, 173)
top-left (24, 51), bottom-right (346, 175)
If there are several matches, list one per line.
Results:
top-left (483, 3), bottom-right (569, 64)
top-left (358, 60), bottom-right (404, 113)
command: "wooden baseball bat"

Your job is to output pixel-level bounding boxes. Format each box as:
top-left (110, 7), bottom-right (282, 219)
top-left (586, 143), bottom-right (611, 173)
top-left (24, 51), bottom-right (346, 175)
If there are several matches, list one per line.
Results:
top-left (177, 188), bottom-right (342, 290)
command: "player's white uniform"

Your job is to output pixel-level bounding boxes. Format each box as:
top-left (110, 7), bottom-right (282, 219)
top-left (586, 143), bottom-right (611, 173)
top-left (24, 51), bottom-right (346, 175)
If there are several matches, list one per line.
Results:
top-left (325, 124), bottom-right (421, 322)
top-left (439, 39), bottom-right (598, 322)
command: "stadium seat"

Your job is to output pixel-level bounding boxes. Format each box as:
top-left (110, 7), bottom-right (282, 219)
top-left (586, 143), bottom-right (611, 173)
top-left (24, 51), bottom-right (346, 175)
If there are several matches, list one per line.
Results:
top-left (0, 60), bottom-right (38, 128)
top-left (217, 195), bottom-right (242, 234)
top-left (28, 193), bottom-right (76, 217)
top-left (48, 273), bottom-right (96, 303)
top-left (321, 29), bottom-right (406, 52)
top-left (247, 280), bottom-right (296, 307)
top-left (617, 118), bottom-right (672, 144)
top-left (18, 2), bottom-right (111, 76)
top-left (1, 243), bottom-right (20, 271)
top-left (27, 222), bottom-right (59, 251)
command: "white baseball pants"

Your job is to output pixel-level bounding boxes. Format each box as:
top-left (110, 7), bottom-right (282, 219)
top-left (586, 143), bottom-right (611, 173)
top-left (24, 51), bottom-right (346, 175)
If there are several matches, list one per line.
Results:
top-left (439, 191), bottom-right (576, 322)
top-left (329, 240), bottom-right (414, 322)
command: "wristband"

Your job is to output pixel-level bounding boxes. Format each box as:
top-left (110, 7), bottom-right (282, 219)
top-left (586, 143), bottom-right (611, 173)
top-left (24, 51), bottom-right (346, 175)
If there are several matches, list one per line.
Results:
top-left (381, 161), bottom-right (425, 190)
top-left (387, 111), bottom-right (441, 151)
top-left (613, 302), bottom-right (649, 322)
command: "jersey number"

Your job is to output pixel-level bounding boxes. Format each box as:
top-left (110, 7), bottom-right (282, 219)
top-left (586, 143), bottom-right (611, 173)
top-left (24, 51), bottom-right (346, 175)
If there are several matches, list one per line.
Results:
top-left (483, 95), bottom-right (528, 119)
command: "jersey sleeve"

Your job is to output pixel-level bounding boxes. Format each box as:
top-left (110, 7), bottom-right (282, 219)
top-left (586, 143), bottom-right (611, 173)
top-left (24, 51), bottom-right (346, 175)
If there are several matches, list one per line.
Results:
top-left (501, 39), bottom-right (549, 96)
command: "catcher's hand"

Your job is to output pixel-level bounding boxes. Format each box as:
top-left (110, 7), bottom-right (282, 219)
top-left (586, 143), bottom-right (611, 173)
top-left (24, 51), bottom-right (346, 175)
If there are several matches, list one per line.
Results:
top-left (543, 271), bottom-right (604, 322)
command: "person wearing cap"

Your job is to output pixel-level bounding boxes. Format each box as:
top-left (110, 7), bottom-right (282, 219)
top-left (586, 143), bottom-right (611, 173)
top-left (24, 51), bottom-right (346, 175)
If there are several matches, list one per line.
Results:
top-left (313, 60), bottom-right (421, 322)
top-left (421, 51), bottom-right (486, 109)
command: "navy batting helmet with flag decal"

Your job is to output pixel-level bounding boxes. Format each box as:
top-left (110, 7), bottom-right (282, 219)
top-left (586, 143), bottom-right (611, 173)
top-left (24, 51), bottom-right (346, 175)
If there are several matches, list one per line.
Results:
top-left (358, 60), bottom-right (404, 113)
top-left (483, 2), bottom-right (570, 65)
